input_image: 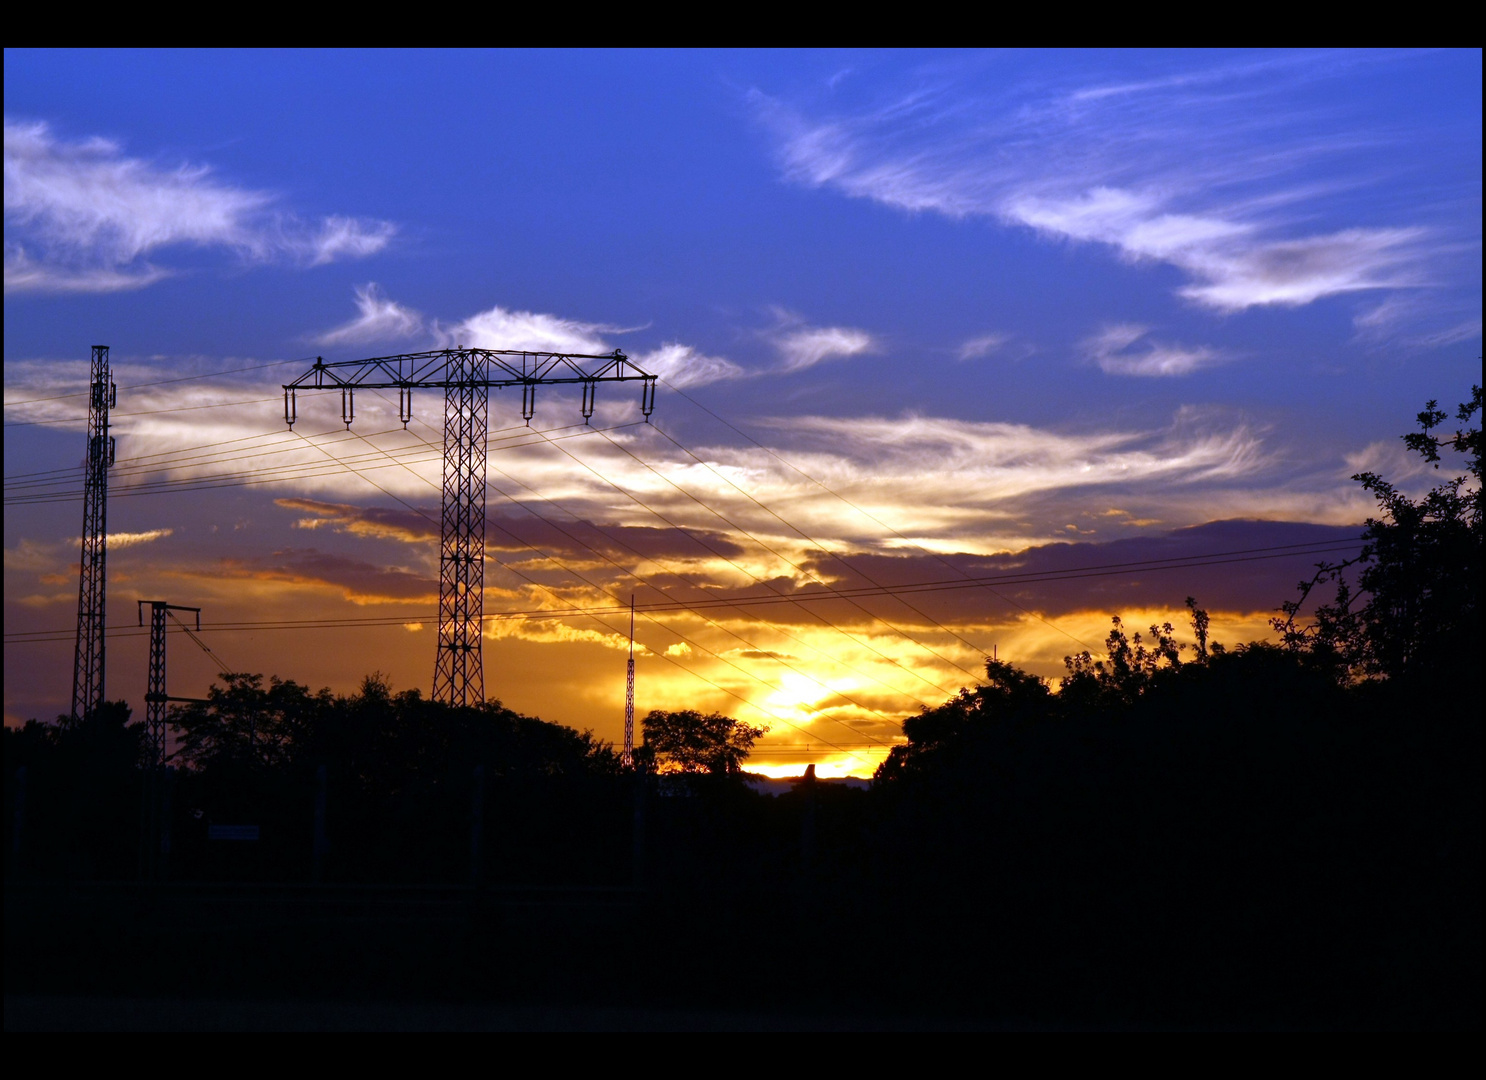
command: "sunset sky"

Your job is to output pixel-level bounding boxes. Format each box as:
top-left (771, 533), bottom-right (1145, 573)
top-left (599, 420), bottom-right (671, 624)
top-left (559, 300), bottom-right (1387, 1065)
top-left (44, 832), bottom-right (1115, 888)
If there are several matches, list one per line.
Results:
top-left (5, 49), bottom-right (1480, 776)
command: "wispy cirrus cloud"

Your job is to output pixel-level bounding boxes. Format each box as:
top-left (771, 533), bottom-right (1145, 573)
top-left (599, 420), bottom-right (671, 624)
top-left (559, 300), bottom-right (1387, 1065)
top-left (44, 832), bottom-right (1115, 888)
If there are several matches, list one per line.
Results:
top-left (767, 308), bottom-right (874, 373)
top-left (104, 528), bottom-right (174, 549)
top-left (958, 332), bottom-right (1010, 361)
top-left (4, 118), bottom-right (396, 294)
top-left (638, 343), bottom-right (746, 388)
top-left (750, 55), bottom-right (1463, 321)
top-left (1009, 189), bottom-right (1424, 312)
top-left (315, 283), bottom-right (424, 346)
top-left (1083, 323), bottom-right (1224, 377)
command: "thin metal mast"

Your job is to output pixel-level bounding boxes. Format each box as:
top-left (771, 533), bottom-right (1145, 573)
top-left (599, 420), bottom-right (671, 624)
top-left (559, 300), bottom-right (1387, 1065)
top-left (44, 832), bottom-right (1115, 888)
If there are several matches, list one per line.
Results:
top-left (283, 348), bottom-right (656, 707)
top-left (71, 346), bottom-right (115, 721)
top-left (623, 594), bottom-right (636, 768)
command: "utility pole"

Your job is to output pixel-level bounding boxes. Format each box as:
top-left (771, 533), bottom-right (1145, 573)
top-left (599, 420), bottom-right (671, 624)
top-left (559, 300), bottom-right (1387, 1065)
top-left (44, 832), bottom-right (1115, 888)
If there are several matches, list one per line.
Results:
top-left (623, 595), bottom-right (636, 769)
top-left (284, 348), bottom-right (656, 707)
top-left (137, 600), bottom-right (205, 880)
top-left (72, 346), bottom-right (115, 721)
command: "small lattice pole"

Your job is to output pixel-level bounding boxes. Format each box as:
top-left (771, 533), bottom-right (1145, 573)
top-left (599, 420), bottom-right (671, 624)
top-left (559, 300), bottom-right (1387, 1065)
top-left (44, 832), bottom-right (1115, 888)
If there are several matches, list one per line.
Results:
top-left (623, 595), bottom-right (636, 768)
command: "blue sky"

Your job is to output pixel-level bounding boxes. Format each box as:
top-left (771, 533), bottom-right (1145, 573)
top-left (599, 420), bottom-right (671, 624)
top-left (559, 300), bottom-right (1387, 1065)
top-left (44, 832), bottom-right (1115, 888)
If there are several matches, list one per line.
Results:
top-left (5, 49), bottom-right (1480, 774)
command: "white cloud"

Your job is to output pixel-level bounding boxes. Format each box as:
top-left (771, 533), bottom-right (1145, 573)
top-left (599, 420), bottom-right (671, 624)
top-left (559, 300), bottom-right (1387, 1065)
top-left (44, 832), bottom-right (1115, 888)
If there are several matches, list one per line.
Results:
top-left (1083, 324), bottom-right (1223, 377)
top-left (1343, 439), bottom-right (1432, 484)
top-left (8, 352), bottom-right (1374, 564)
top-left (306, 216), bottom-right (397, 267)
top-left (765, 309), bottom-right (874, 373)
top-left (1353, 293), bottom-right (1482, 350)
top-left (3, 118), bottom-right (395, 294)
top-left (776, 325), bottom-right (874, 372)
top-left (315, 283), bottom-right (423, 346)
top-left (637, 343), bottom-right (745, 388)
top-left (751, 63), bottom-right (1447, 317)
top-left (72, 528), bottom-right (174, 549)
top-left (309, 289), bottom-right (747, 388)
top-left (1006, 187), bottom-right (1423, 314)
top-left (438, 304), bottom-right (612, 354)
top-left (106, 528), bottom-right (174, 548)
top-left (4, 242), bottom-right (170, 293)
top-left (958, 333), bottom-right (1009, 361)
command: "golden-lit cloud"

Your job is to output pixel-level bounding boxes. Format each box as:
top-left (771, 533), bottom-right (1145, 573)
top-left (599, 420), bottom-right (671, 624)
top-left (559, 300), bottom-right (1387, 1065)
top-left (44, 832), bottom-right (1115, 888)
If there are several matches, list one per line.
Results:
top-left (102, 528), bottom-right (174, 548)
top-left (208, 549), bottom-right (438, 605)
top-left (2, 354), bottom-right (1380, 774)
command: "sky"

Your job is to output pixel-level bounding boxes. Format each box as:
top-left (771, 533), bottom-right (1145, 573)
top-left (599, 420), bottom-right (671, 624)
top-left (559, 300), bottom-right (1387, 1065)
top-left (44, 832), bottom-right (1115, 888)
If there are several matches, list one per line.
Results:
top-left (4, 48), bottom-right (1481, 776)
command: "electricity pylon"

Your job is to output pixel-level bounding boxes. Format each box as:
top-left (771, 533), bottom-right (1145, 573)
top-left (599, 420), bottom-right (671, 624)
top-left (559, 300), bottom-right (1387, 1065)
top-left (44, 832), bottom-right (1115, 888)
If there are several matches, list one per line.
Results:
top-left (72, 346), bottom-right (115, 721)
top-left (284, 348), bottom-right (657, 707)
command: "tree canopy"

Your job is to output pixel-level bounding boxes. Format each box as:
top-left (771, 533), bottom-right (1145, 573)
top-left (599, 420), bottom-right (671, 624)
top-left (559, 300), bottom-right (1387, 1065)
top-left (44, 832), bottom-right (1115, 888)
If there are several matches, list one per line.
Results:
top-left (636, 709), bottom-right (767, 774)
top-left (1274, 384), bottom-right (1482, 683)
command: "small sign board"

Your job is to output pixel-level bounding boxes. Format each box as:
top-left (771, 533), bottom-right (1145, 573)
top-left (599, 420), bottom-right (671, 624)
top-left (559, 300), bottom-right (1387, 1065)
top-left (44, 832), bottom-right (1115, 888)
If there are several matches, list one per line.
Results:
top-left (208, 824), bottom-right (260, 842)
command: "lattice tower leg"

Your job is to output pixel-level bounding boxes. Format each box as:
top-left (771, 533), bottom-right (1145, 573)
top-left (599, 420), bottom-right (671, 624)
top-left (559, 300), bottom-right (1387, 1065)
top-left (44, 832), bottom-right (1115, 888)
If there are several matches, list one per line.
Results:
top-left (623, 656), bottom-right (636, 768)
top-left (433, 351), bottom-right (488, 707)
top-left (72, 346), bottom-right (113, 721)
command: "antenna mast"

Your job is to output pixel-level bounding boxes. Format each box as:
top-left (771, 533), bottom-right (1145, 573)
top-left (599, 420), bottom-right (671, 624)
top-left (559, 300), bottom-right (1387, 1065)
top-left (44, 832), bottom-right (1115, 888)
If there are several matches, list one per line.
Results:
top-left (72, 346), bottom-right (115, 720)
top-left (622, 595), bottom-right (635, 769)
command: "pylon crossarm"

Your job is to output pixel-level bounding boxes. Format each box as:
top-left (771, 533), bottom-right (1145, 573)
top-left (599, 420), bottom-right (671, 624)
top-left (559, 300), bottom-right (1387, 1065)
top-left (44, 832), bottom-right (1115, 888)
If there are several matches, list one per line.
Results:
top-left (283, 348), bottom-right (655, 391)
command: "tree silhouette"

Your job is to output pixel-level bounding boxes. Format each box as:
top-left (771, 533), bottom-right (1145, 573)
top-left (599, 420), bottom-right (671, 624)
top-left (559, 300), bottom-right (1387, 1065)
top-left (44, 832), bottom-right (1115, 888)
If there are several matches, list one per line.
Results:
top-left (637, 709), bottom-right (766, 774)
top-left (1275, 384), bottom-right (1482, 682)
top-left (1061, 615), bottom-right (1187, 708)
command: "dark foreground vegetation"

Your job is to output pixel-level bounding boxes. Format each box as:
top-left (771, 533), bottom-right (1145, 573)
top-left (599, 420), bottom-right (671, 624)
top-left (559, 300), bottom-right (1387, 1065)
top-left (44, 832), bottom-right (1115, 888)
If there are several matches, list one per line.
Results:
top-left (6, 391), bottom-right (1481, 1029)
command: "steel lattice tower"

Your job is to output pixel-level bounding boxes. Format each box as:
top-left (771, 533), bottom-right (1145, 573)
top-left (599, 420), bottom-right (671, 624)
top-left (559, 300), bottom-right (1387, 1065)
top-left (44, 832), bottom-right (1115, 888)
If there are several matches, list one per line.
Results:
top-left (435, 350), bottom-right (489, 706)
top-left (71, 345), bottom-right (115, 721)
top-left (284, 348), bottom-right (656, 707)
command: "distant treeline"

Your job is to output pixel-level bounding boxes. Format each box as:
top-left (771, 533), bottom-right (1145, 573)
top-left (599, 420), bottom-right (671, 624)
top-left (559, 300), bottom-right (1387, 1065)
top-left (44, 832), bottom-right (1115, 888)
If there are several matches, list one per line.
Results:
top-left (5, 388), bottom-right (1479, 1027)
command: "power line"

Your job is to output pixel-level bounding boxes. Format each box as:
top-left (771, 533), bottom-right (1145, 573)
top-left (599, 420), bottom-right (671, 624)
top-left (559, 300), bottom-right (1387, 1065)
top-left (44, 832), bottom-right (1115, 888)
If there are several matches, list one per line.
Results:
top-left (367, 407), bottom-right (931, 738)
top-left (3, 421), bottom-right (645, 505)
top-left (416, 402), bottom-right (953, 714)
top-left (646, 420), bottom-right (1004, 669)
top-left (659, 377), bottom-right (1105, 651)
top-left (267, 421), bottom-right (872, 765)
top-left (168, 609), bottom-right (235, 675)
top-left (5, 537), bottom-right (1366, 643)
top-left (585, 423), bottom-right (985, 693)
top-left (3, 356), bottom-right (314, 407)
top-left (3, 395), bottom-right (287, 428)
top-left (538, 420), bottom-right (966, 697)
top-left (343, 412), bottom-right (905, 751)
